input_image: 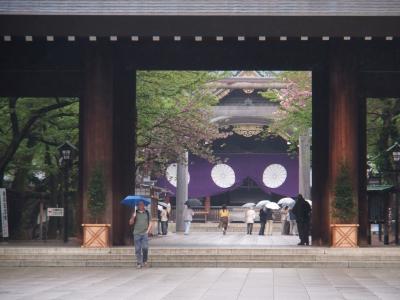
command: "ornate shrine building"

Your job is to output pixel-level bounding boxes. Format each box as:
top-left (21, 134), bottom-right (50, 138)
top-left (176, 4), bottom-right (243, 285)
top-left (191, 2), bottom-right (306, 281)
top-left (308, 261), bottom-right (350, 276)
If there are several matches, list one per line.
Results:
top-left (157, 71), bottom-right (301, 206)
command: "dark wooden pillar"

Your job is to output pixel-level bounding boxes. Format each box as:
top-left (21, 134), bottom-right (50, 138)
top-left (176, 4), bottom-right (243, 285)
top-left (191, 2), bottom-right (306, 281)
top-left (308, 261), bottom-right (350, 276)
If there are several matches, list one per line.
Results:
top-left (312, 63), bottom-right (330, 246)
top-left (80, 43), bottom-right (134, 245)
top-left (358, 97), bottom-right (369, 246)
top-left (112, 58), bottom-right (135, 245)
top-left (204, 196), bottom-right (211, 212)
top-left (204, 196), bottom-right (211, 222)
top-left (327, 43), bottom-right (361, 244)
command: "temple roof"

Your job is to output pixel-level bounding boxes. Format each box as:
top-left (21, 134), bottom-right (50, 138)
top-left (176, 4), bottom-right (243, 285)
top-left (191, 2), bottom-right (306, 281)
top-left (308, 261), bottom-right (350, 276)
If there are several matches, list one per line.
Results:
top-left (211, 71), bottom-right (279, 126)
top-left (1, 0), bottom-right (399, 16)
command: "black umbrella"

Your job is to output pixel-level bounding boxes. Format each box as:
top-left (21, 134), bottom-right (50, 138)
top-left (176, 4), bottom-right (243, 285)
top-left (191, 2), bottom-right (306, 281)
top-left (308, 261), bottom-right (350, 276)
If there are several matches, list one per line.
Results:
top-left (185, 198), bottom-right (202, 207)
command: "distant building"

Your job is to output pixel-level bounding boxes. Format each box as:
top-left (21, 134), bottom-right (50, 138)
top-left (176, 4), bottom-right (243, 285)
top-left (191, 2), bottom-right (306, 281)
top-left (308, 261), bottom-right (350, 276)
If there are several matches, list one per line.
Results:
top-left (157, 71), bottom-right (299, 205)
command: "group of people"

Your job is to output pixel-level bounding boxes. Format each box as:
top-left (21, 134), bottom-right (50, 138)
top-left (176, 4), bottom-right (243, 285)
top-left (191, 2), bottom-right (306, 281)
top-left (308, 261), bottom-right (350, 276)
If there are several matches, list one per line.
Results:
top-left (182, 195), bottom-right (311, 245)
top-left (130, 194), bottom-right (312, 268)
top-left (245, 205), bottom-right (274, 235)
top-left (279, 206), bottom-right (298, 236)
top-left (242, 194), bottom-right (312, 246)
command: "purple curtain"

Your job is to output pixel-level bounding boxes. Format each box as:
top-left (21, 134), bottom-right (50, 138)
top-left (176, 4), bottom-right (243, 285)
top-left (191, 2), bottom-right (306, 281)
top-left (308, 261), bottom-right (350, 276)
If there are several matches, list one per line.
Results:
top-left (156, 153), bottom-right (299, 198)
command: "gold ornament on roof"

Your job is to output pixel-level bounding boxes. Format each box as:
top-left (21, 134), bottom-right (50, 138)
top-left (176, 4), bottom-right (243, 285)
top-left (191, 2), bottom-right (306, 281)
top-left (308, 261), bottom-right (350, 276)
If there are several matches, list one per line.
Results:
top-left (233, 124), bottom-right (263, 137)
top-left (243, 88), bottom-right (254, 94)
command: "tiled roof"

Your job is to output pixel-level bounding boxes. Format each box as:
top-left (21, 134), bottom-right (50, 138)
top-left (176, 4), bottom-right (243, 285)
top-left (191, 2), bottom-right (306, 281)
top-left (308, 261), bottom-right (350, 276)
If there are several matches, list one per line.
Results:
top-left (0, 0), bottom-right (399, 16)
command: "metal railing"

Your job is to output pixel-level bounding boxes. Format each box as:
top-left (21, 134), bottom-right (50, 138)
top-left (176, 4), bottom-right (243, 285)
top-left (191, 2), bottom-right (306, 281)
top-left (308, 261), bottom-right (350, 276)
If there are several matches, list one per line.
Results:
top-left (170, 206), bottom-right (281, 223)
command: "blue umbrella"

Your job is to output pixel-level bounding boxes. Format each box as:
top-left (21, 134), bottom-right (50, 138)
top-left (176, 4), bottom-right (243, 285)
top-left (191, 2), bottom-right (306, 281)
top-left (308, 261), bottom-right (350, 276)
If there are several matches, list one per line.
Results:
top-left (121, 195), bottom-right (151, 208)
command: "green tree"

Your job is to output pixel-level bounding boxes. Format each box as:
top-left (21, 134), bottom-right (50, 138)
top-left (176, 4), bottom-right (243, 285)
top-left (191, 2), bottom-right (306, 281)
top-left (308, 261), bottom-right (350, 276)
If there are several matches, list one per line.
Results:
top-left (0, 97), bottom-right (79, 238)
top-left (0, 97), bottom-right (78, 186)
top-left (332, 162), bottom-right (356, 223)
top-left (87, 165), bottom-right (106, 223)
top-left (367, 98), bottom-right (400, 182)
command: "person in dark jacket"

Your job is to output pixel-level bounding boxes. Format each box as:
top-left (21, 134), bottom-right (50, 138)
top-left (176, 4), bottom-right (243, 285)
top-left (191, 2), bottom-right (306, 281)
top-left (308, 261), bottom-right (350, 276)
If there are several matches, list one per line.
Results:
top-left (259, 208), bottom-right (267, 235)
top-left (265, 207), bottom-right (274, 235)
top-left (292, 194), bottom-right (312, 245)
top-left (288, 209), bottom-right (298, 235)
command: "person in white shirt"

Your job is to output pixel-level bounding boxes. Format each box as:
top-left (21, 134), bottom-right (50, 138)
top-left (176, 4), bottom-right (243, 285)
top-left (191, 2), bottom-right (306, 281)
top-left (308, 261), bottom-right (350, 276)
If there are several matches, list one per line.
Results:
top-left (183, 204), bottom-right (194, 235)
top-left (160, 207), bottom-right (168, 235)
top-left (245, 207), bottom-right (256, 235)
top-left (165, 198), bottom-right (171, 231)
top-left (280, 206), bottom-right (289, 235)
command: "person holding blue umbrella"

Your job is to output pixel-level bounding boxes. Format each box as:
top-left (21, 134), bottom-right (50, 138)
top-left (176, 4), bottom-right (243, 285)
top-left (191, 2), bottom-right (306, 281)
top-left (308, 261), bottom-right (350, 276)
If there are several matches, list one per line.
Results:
top-left (121, 195), bottom-right (151, 207)
top-left (126, 197), bottom-right (152, 269)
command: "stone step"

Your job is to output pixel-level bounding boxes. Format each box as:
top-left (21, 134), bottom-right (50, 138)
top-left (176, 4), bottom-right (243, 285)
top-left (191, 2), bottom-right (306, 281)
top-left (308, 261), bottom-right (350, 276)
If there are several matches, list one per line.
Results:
top-left (1, 258), bottom-right (400, 268)
top-left (1, 247), bottom-right (400, 257)
top-left (2, 254), bottom-right (400, 262)
top-left (1, 247), bottom-right (400, 268)
top-left (3, 247), bottom-right (400, 255)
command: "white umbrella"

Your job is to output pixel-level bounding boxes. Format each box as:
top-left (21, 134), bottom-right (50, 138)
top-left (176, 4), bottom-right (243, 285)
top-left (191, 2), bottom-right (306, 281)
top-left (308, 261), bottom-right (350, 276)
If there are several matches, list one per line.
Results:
top-left (266, 202), bottom-right (280, 210)
top-left (278, 197), bottom-right (295, 208)
top-left (185, 198), bottom-right (202, 207)
top-left (306, 199), bottom-right (312, 207)
top-left (242, 202), bottom-right (256, 208)
top-left (255, 200), bottom-right (270, 208)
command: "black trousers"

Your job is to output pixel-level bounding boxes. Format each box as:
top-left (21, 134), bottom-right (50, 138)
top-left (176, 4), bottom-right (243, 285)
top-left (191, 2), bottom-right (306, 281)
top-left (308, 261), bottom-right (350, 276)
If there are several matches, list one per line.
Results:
top-left (259, 222), bottom-right (266, 235)
top-left (297, 221), bottom-right (310, 244)
top-left (161, 221), bottom-right (168, 235)
top-left (247, 223), bottom-right (253, 234)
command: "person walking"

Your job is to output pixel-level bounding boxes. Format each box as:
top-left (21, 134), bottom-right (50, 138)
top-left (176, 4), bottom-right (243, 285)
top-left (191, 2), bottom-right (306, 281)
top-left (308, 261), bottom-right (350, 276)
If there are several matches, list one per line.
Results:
top-left (183, 204), bottom-right (194, 235)
top-left (35, 205), bottom-right (49, 240)
top-left (157, 208), bottom-right (162, 235)
top-left (129, 201), bottom-right (152, 269)
top-left (245, 207), bottom-right (256, 235)
top-left (165, 198), bottom-right (172, 231)
top-left (265, 207), bottom-right (274, 236)
top-left (288, 208), bottom-right (298, 235)
top-left (160, 206), bottom-right (168, 235)
top-left (280, 206), bottom-right (289, 235)
top-left (259, 207), bottom-right (267, 235)
top-left (292, 194), bottom-right (311, 245)
top-left (219, 205), bottom-right (230, 235)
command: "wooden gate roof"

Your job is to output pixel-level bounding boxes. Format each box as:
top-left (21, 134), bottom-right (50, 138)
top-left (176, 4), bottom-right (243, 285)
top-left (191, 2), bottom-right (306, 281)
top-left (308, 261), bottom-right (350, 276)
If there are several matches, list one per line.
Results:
top-left (1, 0), bottom-right (400, 16)
top-left (0, 1), bottom-right (399, 37)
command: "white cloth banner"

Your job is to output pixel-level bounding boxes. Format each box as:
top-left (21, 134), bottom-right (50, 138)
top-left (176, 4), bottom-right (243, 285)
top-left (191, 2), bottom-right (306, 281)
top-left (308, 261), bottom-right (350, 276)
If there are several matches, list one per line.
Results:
top-left (0, 188), bottom-right (9, 238)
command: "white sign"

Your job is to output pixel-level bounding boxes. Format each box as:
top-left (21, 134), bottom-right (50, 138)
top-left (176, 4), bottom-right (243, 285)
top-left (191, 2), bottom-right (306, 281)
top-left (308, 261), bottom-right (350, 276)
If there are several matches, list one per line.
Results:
top-left (47, 207), bottom-right (64, 217)
top-left (0, 188), bottom-right (9, 238)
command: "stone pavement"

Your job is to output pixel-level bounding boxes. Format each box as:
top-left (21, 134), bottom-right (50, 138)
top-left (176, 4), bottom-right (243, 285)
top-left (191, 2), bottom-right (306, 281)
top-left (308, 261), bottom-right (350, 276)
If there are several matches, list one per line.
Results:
top-left (1, 267), bottom-right (400, 300)
top-left (150, 232), bottom-right (301, 248)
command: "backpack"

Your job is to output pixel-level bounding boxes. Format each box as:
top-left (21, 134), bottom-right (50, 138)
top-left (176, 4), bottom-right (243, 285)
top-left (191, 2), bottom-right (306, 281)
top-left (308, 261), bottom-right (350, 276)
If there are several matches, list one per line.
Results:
top-left (131, 209), bottom-right (150, 230)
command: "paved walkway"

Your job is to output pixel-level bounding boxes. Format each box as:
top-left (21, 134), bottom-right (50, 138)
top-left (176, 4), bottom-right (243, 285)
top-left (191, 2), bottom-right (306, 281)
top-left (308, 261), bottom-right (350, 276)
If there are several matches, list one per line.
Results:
top-left (1, 267), bottom-right (399, 299)
top-left (0, 232), bottom-right (301, 249)
top-left (150, 232), bottom-right (301, 248)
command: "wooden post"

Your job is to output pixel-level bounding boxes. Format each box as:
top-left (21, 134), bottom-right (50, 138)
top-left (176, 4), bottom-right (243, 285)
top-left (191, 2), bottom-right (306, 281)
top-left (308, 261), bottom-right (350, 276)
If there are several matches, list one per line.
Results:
top-left (204, 196), bottom-right (211, 222)
top-left (327, 43), bottom-right (361, 245)
top-left (80, 44), bottom-right (134, 245)
top-left (39, 201), bottom-right (43, 240)
top-left (299, 133), bottom-right (311, 199)
top-left (176, 151), bottom-right (188, 232)
top-left (312, 64), bottom-right (330, 246)
top-left (358, 96), bottom-right (369, 246)
top-left (112, 60), bottom-right (135, 245)
top-left (150, 187), bottom-right (159, 236)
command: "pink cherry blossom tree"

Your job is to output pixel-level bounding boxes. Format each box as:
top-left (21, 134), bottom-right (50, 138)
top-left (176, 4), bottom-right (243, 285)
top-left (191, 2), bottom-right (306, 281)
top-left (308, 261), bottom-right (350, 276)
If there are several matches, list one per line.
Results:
top-left (261, 71), bottom-right (312, 149)
top-left (136, 71), bottom-right (229, 179)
